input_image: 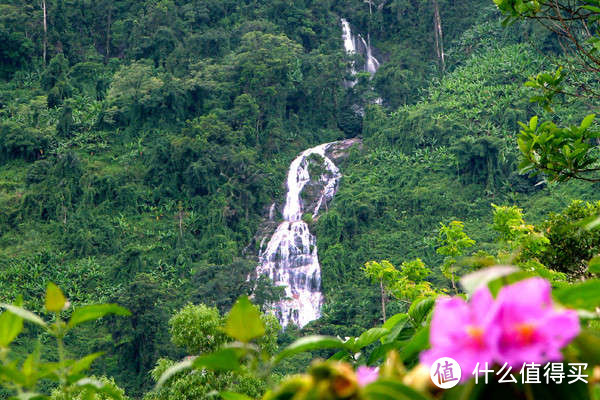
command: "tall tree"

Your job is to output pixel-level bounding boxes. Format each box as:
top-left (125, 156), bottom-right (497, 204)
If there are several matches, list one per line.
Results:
top-left (432, 0), bottom-right (445, 72)
top-left (40, 0), bottom-right (47, 65)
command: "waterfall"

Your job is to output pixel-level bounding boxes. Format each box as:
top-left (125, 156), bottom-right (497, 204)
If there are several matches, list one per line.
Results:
top-left (341, 18), bottom-right (356, 54)
top-left (254, 142), bottom-right (342, 328)
top-left (340, 18), bottom-right (381, 77)
top-left (359, 36), bottom-right (380, 74)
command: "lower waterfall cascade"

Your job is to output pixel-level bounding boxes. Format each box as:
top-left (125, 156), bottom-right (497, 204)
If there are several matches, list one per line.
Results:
top-left (254, 142), bottom-right (345, 328)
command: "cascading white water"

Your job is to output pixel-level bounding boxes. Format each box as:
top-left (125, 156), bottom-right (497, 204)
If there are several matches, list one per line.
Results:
top-left (360, 36), bottom-right (380, 74)
top-left (341, 19), bottom-right (356, 54)
top-left (269, 203), bottom-right (276, 220)
top-left (255, 142), bottom-right (342, 327)
top-left (340, 18), bottom-right (381, 77)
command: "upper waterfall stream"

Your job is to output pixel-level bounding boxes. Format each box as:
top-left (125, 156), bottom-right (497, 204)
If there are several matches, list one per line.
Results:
top-left (254, 142), bottom-right (343, 328)
top-left (251, 17), bottom-right (375, 328)
top-left (341, 18), bottom-right (381, 78)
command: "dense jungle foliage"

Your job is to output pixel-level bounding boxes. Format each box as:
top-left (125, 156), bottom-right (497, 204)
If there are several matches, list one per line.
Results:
top-left (1, 0), bottom-right (600, 398)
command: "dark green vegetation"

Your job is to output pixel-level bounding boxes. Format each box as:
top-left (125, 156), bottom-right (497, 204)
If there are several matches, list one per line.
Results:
top-left (1, 0), bottom-right (600, 397)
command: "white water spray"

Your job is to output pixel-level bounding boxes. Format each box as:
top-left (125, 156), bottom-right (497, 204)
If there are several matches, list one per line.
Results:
top-left (341, 18), bottom-right (381, 77)
top-left (255, 142), bottom-right (342, 327)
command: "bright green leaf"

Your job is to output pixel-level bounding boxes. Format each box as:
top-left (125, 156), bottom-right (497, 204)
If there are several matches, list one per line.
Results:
top-left (45, 283), bottom-right (66, 312)
top-left (328, 350), bottom-right (351, 361)
top-left (460, 265), bottom-right (518, 294)
top-left (192, 348), bottom-right (240, 371)
top-left (580, 114), bottom-right (596, 130)
top-left (572, 330), bottom-right (600, 365)
top-left (487, 271), bottom-right (535, 297)
top-left (220, 391), bottom-right (253, 400)
top-left (383, 314), bottom-right (410, 344)
top-left (585, 216), bottom-right (600, 230)
top-left (274, 335), bottom-right (345, 364)
top-left (0, 310), bottom-right (23, 347)
top-left (224, 296), bottom-right (264, 343)
top-left (70, 352), bottom-right (104, 376)
top-left (363, 379), bottom-right (433, 400)
top-left (68, 304), bottom-right (130, 329)
top-left (589, 256), bottom-right (600, 274)
top-left (529, 115), bottom-right (538, 131)
top-left (74, 377), bottom-right (124, 399)
top-left (10, 391), bottom-right (46, 400)
top-left (0, 304), bottom-right (46, 328)
top-left (554, 279), bottom-right (600, 310)
top-left (352, 328), bottom-right (389, 352)
top-left (155, 358), bottom-right (193, 389)
top-left (408, 298), bottom-right (435, 325)
top-left (400, 327), bottom-right (429, 362)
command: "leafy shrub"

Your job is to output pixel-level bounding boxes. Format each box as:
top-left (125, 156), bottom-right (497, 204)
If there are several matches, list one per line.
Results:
top-left (0, 121), bottom-right (50, 163)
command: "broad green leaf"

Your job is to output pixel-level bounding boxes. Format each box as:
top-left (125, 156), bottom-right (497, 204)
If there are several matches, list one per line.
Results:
top-left (0, 304), bottom-right (46, 328)
top-left (572, 330), bottom-right (600, 365)
top-left (68, 304), bottom-right (130, 328)
top-left (74, 377), bottom-right (123, 399)
top-left (554, 279), bottom-right (600, 310)
top-left (383, 314), bottom-right (410, 344)
top-left (22, 353), bottom-right (37, 381)
top-left (0, 310), bottom-right (23, 347)
top-left (517, 137), bottom-right (530, 154)
top-left (45, 283), bottom-right (66, 312)
top-left (487, 271), bottom-right (535, 297)
top-left (192, 348), bottom-right (240, 371)
top-left (274, 335), bottom-right (345, 364)
top-left (408, 298), bottom-right (435, 325)
top-left (382, 313), bottom-right (408, 330)
top-left (328, 350), bottom-right (350, 361)
top-left (459, 265), bottom-right (518, 294)
top-left (367, 342), bottom-right (395, 365)
top-left (363, 379), bottom-right (432, 400)
top-left (155, 358), bottom-right (193, 389)
top-left (529, 115), bottom-right (538, 130)
top-left (399, 327), bottom-right (429, 362)
top-left (220, 392), bottom-right (253, 400)
top-left (156, 351), bottom-right (240, 390)
top-left (580, 114), bottom-right (596, 130)
top-left (70, 352), bottom-right (104, 375)
top-left (352, 328), bottom-right (389, 352)
top-left (0, 363), bottom-right (27, 386)
top-left (224, 296), bottom-right (264, 343)
top-left (589, 256), bottom-right (600, 274)
top-left (9, 392), bottom-right (46, 400)
top-left (584, 215), bottom-right (600, 230)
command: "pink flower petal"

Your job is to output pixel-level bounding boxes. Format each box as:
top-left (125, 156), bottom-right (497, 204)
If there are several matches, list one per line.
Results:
top-left (356, 366), bottom-right (379, 386)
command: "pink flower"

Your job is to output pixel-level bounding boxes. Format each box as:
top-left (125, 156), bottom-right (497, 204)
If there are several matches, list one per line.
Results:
top-left (420, 287), bottom-right (500, 381)
top-left (495, 278), bottom-right (580, 367)
top-left (420, 277), bottom-right (581, 379)
top-left (356, 366), bottom-right (379, 386)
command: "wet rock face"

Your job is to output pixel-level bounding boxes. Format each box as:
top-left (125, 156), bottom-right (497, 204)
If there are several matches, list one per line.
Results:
top-left (301, 138), bottom-right (362, 217)
top-left (327, 138), bottom-right (363, 161)
top-left (252, 138), bottom-right (361, 328)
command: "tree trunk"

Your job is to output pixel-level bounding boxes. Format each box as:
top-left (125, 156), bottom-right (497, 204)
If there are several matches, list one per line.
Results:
top-left (451, 271), bottom-right (457, 294)
top-left (41, 0), bottom-right (47, 65)
top-left (367, 0), bottom-right (373, 49)
top-left (105, 5), bottom-right (112, 62)
top-left (380, 278), bottom-right (387, 322)
top-left (432, 0), bottom-right (445, 72)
